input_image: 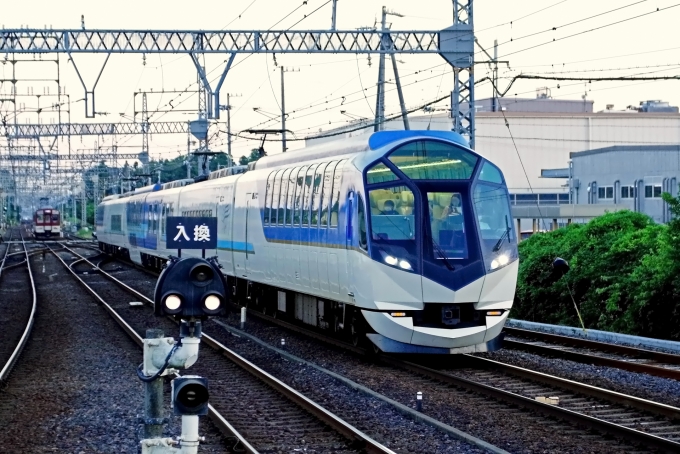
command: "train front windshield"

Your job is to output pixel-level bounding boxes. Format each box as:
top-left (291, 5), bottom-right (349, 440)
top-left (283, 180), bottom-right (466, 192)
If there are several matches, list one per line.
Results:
top-left (365, 139), bottom-right (517, 288)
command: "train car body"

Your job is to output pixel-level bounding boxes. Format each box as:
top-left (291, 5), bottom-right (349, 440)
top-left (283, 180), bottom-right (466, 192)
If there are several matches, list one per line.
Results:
top-left (33, 207), bottom-right (61, 238)
top-left (96, 130), bottom-right (519, 354)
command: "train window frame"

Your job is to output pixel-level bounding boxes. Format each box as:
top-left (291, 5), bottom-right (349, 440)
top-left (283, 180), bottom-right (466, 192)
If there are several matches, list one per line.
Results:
top-left (279, 168), bottom-right (292, 226)
top-left (285, 167), bottom-right (299, 225)
top-left (265, 171), bottom-right (276, 225)
top-left (302, 164), bottom-right (318, 226)
top-left (330, 160), bottom-right (345, 228)
top-left (311, 162), bottom-right (328, 227)
top-left (271, 169), bottom-right (284, 225)
top-left (293, 165), bottom-right (309, 226)
top-left (320, 161), bottom-right (339, 228)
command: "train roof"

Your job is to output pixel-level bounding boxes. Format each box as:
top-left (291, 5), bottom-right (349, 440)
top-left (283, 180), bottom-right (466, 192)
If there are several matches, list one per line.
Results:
top-left (252, 130), bottom-right (470, 170)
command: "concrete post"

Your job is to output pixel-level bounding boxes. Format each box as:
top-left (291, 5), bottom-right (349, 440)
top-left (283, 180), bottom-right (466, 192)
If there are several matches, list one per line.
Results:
top-left (144, 329), bottom-right (165, 439)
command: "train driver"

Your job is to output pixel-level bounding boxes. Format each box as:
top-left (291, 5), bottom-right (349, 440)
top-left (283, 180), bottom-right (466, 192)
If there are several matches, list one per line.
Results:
top-left (382, 200), bottom-right (400, 216)
top-left (441, 194), bottom-right (462, 218)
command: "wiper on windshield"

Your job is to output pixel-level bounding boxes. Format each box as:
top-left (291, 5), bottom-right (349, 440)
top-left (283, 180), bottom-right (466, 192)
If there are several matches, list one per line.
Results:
top-left (492, 215), bottom-right (512, 252)
top-left (431, 234), bottom-right (455, 270)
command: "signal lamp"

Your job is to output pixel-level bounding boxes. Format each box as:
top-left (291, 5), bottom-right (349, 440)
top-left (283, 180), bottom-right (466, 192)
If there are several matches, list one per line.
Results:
top-left (172, 376), bottom-right (209, 416)
top-left (154, 257), bottom-right (228, 320)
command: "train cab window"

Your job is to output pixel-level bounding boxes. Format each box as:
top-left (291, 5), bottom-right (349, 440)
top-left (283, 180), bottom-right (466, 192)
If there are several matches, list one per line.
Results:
top-left (293, 166), bottom-right (308, 225)
top-left (366, 162), bottom-right (399, 185)
top-left (302, 164), bottom-right (318, 226)
top-left (473, 183), bottom-right (514, 266)
top-left (479, 161), bottom-right (504, 184)
top-left (279, 169), bottom-right (291, 225)
top-left (330, 161), bottom-right (345, 227)
top-left (265, 171), bottom-right (275, 224)
top-left (311, 163), bottom-right (327, 227)
top-left (388, 140), bottom-right (478, 180)
top-left (51, 213), bottom-right (59, 222)
top-left (427, 192), bottom-right (467, 259)
top-left (368, 186), bottom-right (416, 241)
top-left (320, 161), bottom-right (338, 227)
top-left (36, 211), bottom-right (44, 223)
top-left (285, 168), bottom-right (299, 225)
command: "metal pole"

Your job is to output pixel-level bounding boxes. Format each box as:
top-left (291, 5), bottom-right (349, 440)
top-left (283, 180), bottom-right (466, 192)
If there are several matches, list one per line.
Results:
top-left (227, 93), bottom-right (232, 164)
top-left (374, 6), bottom-right (387, 132)
top-left (390, 53), bottom-right (410, 130)
top-left (281, 67), bottom-right (287, 152)
top-left (492, 39), bottom-right (498, 113)
top-left (331, 0), bottom-right (338, 29)
top-left (144, 329), bottom-right (165, 439)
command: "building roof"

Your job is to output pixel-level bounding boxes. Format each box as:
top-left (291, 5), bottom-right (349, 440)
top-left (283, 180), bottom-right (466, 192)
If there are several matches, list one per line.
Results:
top-left (570, 144), bottom-right (680, 159)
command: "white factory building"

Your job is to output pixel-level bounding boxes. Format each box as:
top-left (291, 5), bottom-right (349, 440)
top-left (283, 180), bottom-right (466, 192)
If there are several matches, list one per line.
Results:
top-left (307, 97), bottom-right (680, 229)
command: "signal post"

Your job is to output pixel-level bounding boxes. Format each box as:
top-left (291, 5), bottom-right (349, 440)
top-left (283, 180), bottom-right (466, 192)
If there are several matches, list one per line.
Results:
top-left (138, 216), bottom-right (224, 454)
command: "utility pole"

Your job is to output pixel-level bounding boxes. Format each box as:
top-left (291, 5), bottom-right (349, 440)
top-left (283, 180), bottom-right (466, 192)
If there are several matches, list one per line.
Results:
top-left (492, 39), bottom-right (498, 112)
top-left (280, 68), bottom-right (299, 152)
top-left (375, 6), bottom-right (407, 131)
top-left (227, 93), bottom-right (233, 165)
top-left (374, 6), bottom-right (388, 132)
top-left (141, 92), bottom-right (150, 175)
top-left (281, 67), bottom-right (287, 153)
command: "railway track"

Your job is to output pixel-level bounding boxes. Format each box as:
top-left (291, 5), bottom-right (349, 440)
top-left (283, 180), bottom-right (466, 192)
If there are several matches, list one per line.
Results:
top-left (503, 326), bottom-right (680, 381)
top-left (0, 228), bottom-right (38, 386)
top-left (53, 244), bottom-right (395, 454)
top-left (82, 245), bottom-right (680, 452)
top-left (223, 307), bottom-right (680, 453)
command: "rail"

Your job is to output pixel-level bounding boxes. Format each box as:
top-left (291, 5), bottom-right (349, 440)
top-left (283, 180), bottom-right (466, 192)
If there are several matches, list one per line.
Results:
top-left (0, 229), bottom-right (39, 383)
top-left (53, 244), bottom-right (395, 454)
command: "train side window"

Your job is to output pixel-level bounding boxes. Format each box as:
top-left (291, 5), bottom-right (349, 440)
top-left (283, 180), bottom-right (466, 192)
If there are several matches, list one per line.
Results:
top-left (279, 169), bottom-right (291, 225)
top-left (271, 169), bottom-right (284, 225)
top-left (358, 193), bottom-right (368, 251)
top-left (330, 161), bottom-right (345, 227)
top-left (294, 165), bottom-right (308, 225)
top-left (311, 162), bottom-right (327, 227)
top-left (320, 161), bottom-right (338, 228)
top-left (285, 167), bottom-right (299, 225)
top-left (302, 164), bottom-right (318, 226)
top-left (265, 171), bottom-right (275, 224)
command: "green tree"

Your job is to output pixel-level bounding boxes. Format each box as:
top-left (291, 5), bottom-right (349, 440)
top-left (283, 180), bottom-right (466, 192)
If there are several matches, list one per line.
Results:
top-left (239, 148), bottom-right (262, 166)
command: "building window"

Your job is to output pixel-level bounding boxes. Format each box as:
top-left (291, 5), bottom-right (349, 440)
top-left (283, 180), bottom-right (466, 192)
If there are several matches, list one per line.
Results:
top-left (597, 186), bottom-right (614, 200)
top-left (645, 185), bottom-right (662, 198)
top-left (621, 186), bottom-right (637, 199)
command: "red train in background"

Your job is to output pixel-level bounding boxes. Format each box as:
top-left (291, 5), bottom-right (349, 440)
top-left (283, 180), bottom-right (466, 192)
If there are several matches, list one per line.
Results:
top-left (33, 207), bottom-right (61, 238)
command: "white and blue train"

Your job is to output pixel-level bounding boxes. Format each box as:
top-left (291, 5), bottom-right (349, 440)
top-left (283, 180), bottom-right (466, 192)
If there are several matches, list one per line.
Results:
top-left (96, 130), bottom-right (518, 354)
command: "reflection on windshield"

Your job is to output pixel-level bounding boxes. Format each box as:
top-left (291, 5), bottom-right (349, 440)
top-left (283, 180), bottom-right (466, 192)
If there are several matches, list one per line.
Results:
top-left (368, 185), bottom-right (415, 241)
top-left (428, 192), bottom-right (468, 259)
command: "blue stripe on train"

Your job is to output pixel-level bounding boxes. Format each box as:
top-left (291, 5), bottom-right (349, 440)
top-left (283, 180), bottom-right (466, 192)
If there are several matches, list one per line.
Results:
top-left (217, 240), bottom-right (255, 253)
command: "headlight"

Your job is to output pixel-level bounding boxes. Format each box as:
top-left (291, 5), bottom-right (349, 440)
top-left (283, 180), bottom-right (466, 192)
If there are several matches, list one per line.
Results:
top-left (399, 260), bottom-right (412, 270)
top-left (490, 260), bottom-right (499, 270)
top-left (204, 295), bottom-right (221, 311)
top-left (164, 294), bottom-right (182, 311)
top-left (384, 255), bottom-right (398, 266)
top-left (498, 254), bottom-right (509, 266)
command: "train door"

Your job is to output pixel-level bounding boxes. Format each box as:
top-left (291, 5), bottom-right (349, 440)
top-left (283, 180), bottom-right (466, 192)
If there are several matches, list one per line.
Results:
top-left (217, 184), bottom-right (234, 275)
top-left (233, 191), bottom-right (251, 279)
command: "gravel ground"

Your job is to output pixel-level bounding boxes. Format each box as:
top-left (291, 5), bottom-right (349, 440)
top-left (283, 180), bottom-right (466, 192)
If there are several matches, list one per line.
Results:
top-left (479, 348), bottom-right (680, 408)
top-left (80, 249), bottom-right (654, 453)
top-left (206, 314), bottom-right (642, 454)
top-left (83, 250), bottom-right (490, 454)
top-left (0, 249), bottom-right (230, 453)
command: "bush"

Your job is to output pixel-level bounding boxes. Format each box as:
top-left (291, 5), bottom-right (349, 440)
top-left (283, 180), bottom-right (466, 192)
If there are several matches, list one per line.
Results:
top-left (512, 209), bottom-right (680, 340)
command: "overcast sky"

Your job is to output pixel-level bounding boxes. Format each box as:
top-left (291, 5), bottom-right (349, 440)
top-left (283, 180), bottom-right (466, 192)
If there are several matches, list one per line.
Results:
top-left (2, 0), bottom-right (679, 161)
